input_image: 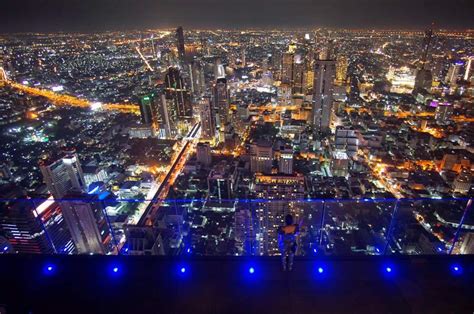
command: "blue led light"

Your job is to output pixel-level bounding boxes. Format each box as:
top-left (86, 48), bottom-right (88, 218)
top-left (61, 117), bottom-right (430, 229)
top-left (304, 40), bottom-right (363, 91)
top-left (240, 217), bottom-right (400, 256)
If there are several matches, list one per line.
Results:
top-left (113, 267), bottom-right (119, 273)
top-left (44, 263), bottom-right (56, 275)
top-left (187, 248), bottom-right (191, 253)
top-left (318, 267), bottom-right (324, 274)
top-left (248, 267), bottom-right (255, 274)
top-left (451, 264), bottom-right (462, 275)
top-left (180, 267), bottom-right (186, 273)
top-left (385, 267), bottom-right (392, 273)
top-left (313, 248), bottom-right (317, 253)
top-left (2, 246), bottom-right (7, 252)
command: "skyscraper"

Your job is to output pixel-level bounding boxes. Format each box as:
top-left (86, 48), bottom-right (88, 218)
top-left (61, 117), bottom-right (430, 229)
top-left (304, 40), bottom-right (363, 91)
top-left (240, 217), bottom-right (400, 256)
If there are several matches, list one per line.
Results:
top-left (0, 183), bottom-right (75, 255)
top-left (139, 94), bottom-right (159, 126)
top-left (213, 78), bottom-right (229, 130)
top-left (39, 150), bottom-right (86, 199)
top-left (292, 54), bottom-right (305, 94)
top-left (312, 56), bottom-right (336, 135)
top-left (199, 96), bottom-right (217, 141)
top-left (281, 52), bottom-right (294, 84)
top-left (176, 26), bottom-right (185, 63)
top-left (164, 67), bottom-right (192, 120)
top-left (336, 55), bottom-right (348, 84)
top-left (414, 28), bottom-right (434, 91)
top-left (60, 192), bottom-right (115, 254)
top-left (253, 174), bottom-right (306, 255)
top-left (157, 93), bottom-right (177, 138)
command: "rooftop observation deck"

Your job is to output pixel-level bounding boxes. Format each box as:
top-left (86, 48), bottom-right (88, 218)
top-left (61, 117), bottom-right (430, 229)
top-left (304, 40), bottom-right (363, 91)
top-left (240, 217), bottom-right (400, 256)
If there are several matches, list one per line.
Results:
top-left (0, 255), bottom-right (473, 314)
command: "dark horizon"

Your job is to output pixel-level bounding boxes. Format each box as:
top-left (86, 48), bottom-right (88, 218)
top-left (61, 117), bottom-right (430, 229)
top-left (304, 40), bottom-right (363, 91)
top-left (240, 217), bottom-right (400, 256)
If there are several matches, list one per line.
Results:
top-left (1, 0), bottom-right (473, 33)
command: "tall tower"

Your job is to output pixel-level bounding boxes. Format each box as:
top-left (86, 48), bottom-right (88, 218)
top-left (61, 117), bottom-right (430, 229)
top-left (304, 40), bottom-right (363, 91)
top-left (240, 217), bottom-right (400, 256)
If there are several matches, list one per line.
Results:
top-left (60, 192), bottom-right (115, 255)
top-left (39, 150), bottom-right (86, 200)
top-left (176, 26), bottom-right (185, 63)
top-left (199, 96), bottom-right (217, 141)
top-left (164, 67), bottom-right (192, 120)
top-left (0, 186), bottom-right (75, 254)
top-left (312, 55), bottom-right (336, 135)
top-left (213, 78), bottom-right (229, 130)
top-left (414, 27), bottom-right (434, 91)
top-left (281, 52), bottom-right (294, 84)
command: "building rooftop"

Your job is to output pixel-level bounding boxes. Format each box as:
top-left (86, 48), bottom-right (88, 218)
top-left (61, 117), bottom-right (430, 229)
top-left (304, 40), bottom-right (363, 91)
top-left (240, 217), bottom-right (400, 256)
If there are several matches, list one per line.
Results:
top-left (0, 255), bottom-right (472, 314)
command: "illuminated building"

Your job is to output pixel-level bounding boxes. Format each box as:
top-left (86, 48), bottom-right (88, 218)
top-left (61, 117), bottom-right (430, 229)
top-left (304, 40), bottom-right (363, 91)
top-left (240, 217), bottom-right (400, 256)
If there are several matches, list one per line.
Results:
top-left (435, 103), bottom-right (453, 124)
top-left (60, 192), bottom-right (115, 255)
top-left (386, 66), bottom-right (416, 93)
top-left (213, 78), bottom-right (229, 133)
top-left (278, 145), bottom-right (294, 175)
top-left (464, 57), bottom-right (473, 81)
top-left (335, 126), bottom-right (359, 157)
top-left (312, 56), bottom-right (336, 134)
top-left (452, 169), bottom-right (471, 194)
top-left (336, 55), bottom-right (348, 84)
top-left (292, 54), bottom-right (305, 94)
top-left (164, 67), bottom-right (192, 120)
top-left (234, 209), bottom-right (257, 255)
top-left (176, 26), bottom-right (185, 63)
top-left (139, 94), bottom-right (158, 125)
top-left (250, 141), bottom-right (273, 174)
top-left (190, 60), bottom-right (205, 97)
top-left (199, 96), bottom-right (217, 141)
top-left (0, 184), bottom-right (75, 255)
top-left (281, 52), bottom-right (293, 84)
top-left (207, 162), bottom-right (234, 201)
top-left (39, 150), bottom-right (86, 199)
top-left (460, 233), bottom-right (474, 254)
top-left (157, 93), bottom-right (178, 138)
top-left (331, 150), bottom-right (349, 177)
top-left (253, 174), bottom-right (306, 255)
top-left (445, 62), bottom-right (462, 86)
top-left (196, 142), bottom-right (212, 167)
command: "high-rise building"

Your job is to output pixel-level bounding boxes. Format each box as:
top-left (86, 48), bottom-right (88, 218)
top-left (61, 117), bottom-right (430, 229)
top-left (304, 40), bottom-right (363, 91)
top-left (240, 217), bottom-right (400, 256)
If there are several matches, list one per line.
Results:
top-left (464, 57), bottom-right (473, 81)
top-left (435, 103), bottom-right (453, 124)
top-left (250, 141), bottom-right (273, 174)
top-left (139, 94), bottom-right (159, 126)
top-left (190, 60), bottom-right (205, 97)
top-left (281, 52), bottom-right (294, 84)
top-left (292, 54), bottom-right (305, 94)
top-left (445, 62), bottom-right (462, 86)
top-left (196, 142), bottom-right (212, 167)
top-left (234, 209), bottom-right (257, 255)
top-left (0, 184), bottom-right (75, 255)
top-left (157, 93), bottom-right (177, 138)
top-left (39, 150), bottom-right (86, 199)
top-left (176, 26), bottom-right (185, 63)
top-left (253, 174), bottom-right (306, 255)
top-left (164, 67), bottom-right (192, 120)
top-left (199, 96), bottom-right (216, 141)
top-left (312, 57), bottom-right (336, 134)
top-left (60, 192), bottom-right (115, 254)
top-left (278, 145), bottom-right (293, 175)
top-left (213, 78), bottom-right (229, 129)
top-left (336, 55), bottom-right (348, 84)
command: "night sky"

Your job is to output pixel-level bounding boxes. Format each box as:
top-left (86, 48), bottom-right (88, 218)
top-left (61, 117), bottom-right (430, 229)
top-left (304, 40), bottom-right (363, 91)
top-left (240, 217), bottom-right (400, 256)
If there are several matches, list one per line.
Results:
top-left (1, 0), bottom-right (473, 33)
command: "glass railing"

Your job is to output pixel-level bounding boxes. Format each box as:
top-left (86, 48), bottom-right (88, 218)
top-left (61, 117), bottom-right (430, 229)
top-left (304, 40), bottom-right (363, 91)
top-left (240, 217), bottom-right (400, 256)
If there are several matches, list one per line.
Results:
top-left (0, 197), bottom-right (472, 256)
